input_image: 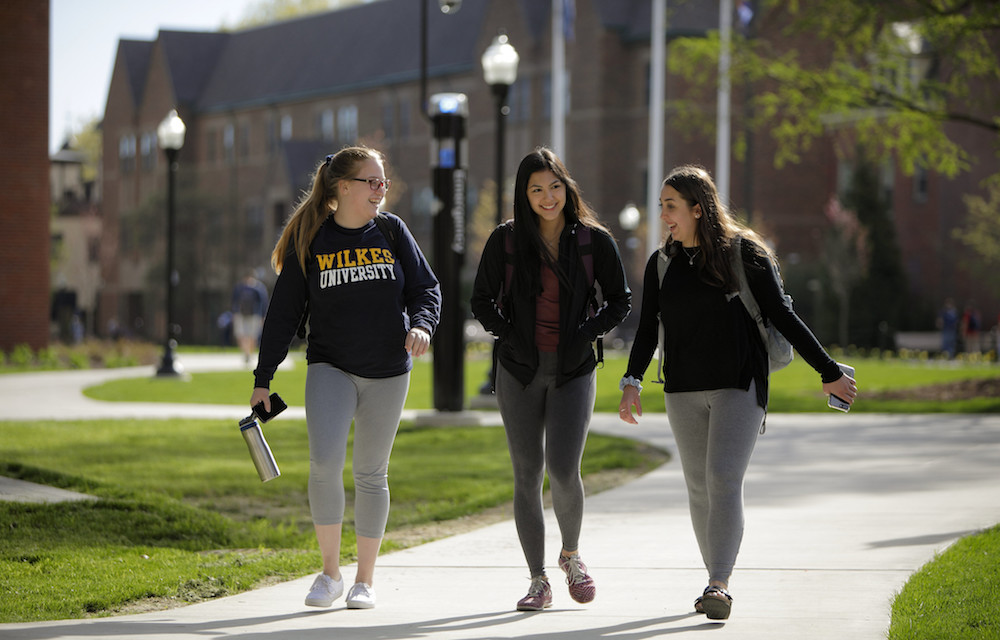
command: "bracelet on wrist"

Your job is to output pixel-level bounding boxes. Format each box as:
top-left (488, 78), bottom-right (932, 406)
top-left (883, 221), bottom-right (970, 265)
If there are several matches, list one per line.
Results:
top-left (619, 375), bottom-right (643, 393)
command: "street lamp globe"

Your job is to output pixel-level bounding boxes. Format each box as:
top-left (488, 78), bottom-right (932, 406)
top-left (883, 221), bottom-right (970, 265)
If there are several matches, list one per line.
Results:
top-left (157, 109), bottom-right (186, 151)
top-left (619, 202), bottom-right (641, 231)
top-left (481, 34), bottom-right (519, 87)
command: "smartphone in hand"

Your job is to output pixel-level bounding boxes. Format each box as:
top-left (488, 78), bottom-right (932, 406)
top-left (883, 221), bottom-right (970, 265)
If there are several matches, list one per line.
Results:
top-left (253, 392), bottom-right (288, 422)
top-left (828, 363), bottom-right (855, 412)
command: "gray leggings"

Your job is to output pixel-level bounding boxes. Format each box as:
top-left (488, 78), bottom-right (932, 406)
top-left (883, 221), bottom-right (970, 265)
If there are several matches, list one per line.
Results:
top-left (664, 380), bottom-right (764, 585)
top-left (495, 351), bottom-right (596, 577)
top-left (304, 363), bottom-right (409, 538)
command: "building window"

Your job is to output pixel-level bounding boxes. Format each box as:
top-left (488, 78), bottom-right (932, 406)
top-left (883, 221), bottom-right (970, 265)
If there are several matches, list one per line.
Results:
top-left (224, 123), bottom-right (235, 164)
top-left (880, 159), bottom-right (895, 215)
top-left (381, 102), bottom-right (394, 138)
top-left (206, 130), bottom-right (217, 164)
top-left (913, 165), bottom-right (928, 203)
top-left (320, 109), bottom-right (334, 141)
top-left (510, 78), bottom-right (531, 123)
top-left (280, 114), bottom-right (293, 141)
top-left (273, 202), bottom-right (286, 234)
top-left (266, 117), bottom-right (277, 153)
top-left (118, 134), bottom-right (136, 174)
top-left (140, 132), bottom-right (156, 171)
top-left (338, 105), bottom-right (358, 145)
top-left (239, 123), bottom-right (250, 159)
top-left (399, 98), bottom-right (411, 137)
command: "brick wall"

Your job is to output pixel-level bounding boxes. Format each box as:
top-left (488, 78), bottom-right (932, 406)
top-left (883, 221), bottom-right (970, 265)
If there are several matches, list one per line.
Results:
top-left (0, 0), bottom-right (50, 352)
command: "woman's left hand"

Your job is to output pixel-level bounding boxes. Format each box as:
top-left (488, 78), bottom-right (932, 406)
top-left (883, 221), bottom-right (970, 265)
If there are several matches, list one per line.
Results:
top-left (405, 327), bottom-right (431, 358)
top-left (823, 373), bottom-right (858, 406)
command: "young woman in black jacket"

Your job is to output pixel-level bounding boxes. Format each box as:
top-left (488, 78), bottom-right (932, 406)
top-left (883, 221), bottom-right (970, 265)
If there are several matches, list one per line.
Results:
top-left (471, 147), bottom-right (631, 611)
top-left (618, 165), bottom-right (857, 620)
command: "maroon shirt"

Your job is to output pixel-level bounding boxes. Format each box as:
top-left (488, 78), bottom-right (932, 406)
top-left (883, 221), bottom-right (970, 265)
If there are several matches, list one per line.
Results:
top-left (535, 262), bottom-right (560, 352)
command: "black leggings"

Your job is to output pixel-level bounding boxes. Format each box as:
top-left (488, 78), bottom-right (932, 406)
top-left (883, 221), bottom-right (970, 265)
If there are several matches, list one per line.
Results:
top-left (495, 351), bottom-right (596, 577)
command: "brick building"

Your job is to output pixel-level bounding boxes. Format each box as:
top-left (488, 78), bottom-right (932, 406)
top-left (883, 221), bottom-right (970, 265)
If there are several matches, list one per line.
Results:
top-left (98, 0), bottom-right (997, 347)
top-left (0, 1), bottom-right (50, 352)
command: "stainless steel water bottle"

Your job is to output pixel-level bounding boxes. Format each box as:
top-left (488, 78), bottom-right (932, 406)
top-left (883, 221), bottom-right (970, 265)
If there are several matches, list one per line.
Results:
top-left (240, 414), bottom-right (280, 482)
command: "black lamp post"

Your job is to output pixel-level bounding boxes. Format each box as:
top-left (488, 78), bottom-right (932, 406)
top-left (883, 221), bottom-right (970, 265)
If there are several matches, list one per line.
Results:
top-left (478, 33), bottom-right (519, 396)
top-left (155, 109), bottom-right (185, 377)
top-left (481, 33), bottom-right (519, 225)
top-left (421, 0), bottom-right (463, 120)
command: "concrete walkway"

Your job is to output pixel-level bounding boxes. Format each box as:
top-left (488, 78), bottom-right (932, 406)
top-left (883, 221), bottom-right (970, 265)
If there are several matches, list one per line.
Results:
top-left (2, 354), bottom-right (999, 638)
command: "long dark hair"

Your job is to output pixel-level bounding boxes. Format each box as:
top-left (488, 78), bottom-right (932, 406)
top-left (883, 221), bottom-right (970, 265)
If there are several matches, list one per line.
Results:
top-left (662, 164), bottom-right (772, 290)
top-left (271, 146), bottom-right (385, 274)
top-left (510, 147), bottom-right (609, 294)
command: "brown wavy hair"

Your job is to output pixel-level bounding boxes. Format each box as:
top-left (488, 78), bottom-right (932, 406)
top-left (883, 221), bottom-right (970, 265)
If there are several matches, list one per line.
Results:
top-left (662, 164), bottom-right (773, 290)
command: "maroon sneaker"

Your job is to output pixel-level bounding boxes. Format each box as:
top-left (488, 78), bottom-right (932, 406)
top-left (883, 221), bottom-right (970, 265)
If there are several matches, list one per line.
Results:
top-left (558, 553), bottom-right (596, 603)
top-left (516, 575), bottom-right (553, 611)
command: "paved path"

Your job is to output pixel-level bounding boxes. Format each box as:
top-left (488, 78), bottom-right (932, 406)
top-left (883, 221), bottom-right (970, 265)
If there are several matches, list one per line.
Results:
top-left (2, 354), bottom-right (999, 638)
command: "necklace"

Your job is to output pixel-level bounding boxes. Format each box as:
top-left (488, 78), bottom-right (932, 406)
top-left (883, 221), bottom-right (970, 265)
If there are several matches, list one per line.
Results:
top-left (682, 246), bottom-right (700, 265)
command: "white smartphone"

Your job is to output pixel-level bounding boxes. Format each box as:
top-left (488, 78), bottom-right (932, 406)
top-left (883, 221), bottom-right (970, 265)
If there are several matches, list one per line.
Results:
top-left (828, 363), bottom-right (855, 412)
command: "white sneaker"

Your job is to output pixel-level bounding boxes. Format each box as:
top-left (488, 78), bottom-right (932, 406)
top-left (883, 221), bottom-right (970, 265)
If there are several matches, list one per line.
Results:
top-left (346, 582), bottom-right (376, 609)
top-left (304, 573), bottom-right (344, 607)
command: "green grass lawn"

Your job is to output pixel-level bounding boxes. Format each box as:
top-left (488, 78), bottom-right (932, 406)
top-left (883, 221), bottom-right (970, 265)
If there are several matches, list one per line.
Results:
top-left (887, 523), bottom-right (1000, 639)
top-left (83, 351), bottom-right (1000, 414)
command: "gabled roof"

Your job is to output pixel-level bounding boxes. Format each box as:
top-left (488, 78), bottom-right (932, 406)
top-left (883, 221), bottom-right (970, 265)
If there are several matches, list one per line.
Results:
top-left (116, 39), bottom-right (154, 108)
top-left (157, 30), bottom-right (230, 107)
top-left (197, 0), bottom-right (491, 112)
top-left (111, 0), bottom-right (715, 117)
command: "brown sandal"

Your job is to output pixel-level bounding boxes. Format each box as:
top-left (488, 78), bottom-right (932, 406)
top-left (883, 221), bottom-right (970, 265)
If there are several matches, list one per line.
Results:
top-left (695, 586), bottom-right (732, 620)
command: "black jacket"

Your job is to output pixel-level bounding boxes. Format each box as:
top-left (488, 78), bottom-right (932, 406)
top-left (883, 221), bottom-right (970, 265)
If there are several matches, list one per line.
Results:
top-left (624, 237), bottom-right (842, 409)
top-left (471, 221), bottom-right (631, 388)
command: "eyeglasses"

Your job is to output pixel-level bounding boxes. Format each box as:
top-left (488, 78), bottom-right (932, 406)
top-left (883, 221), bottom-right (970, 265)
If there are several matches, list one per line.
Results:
top-left (351, 177), bottom-right (391, 192)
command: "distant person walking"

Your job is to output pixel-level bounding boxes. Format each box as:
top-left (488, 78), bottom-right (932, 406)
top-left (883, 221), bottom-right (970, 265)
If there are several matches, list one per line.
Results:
top-left (471, 147), bottom-right (631, 611)
top-left (251, 146), bottom-right (441, 610)
top-left (232, 273), bottom-right (268, 365)
top-left (618, 165), bottom-right (856, 620)
top-left (960, 302), bottom-right (981, 353)
top-left (938, 298), bottom-right (958, 358)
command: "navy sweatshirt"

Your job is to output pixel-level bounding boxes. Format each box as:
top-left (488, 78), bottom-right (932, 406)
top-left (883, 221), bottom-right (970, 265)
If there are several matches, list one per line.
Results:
top-left (254, 212), bottom-right (441, 388)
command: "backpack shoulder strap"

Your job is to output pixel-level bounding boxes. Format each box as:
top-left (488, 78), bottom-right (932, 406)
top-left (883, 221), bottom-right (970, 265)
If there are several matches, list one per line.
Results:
top-left (575, 224), bottom-right (606, 365)
top-left (373, 212), bottom-right (399, 254)
top-left (654, 246), bottom-right (672, 383)
top-left (576, 224), bottom-right (594, 287)
top-left (732, 235), bottom-right (771, 339)
top-left (496, 222), bottom-right (515, 312)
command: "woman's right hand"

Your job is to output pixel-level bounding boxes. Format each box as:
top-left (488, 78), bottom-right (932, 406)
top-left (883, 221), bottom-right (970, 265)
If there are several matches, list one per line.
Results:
top-left (619, 386), bottom-right (642, 424)
top-left (250, 387), bottom-right (270, 413)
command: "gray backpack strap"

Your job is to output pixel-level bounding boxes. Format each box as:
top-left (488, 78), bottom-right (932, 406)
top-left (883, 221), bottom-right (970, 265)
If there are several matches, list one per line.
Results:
top-left (654, 247), bottom-right (672, 384)
top-left (732, 236), bottom-right (762, 330)
top-left (732, 235), bottom-right (794, 372)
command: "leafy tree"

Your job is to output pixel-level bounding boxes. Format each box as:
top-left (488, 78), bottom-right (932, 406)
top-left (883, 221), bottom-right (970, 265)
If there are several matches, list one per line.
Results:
top-left (69, 117), bottom-right (102, 184)
top-left (667, 0), bottom-right (1000, 265)
top-left (226, 0), bottom-right (365, 29)
top-left (953, 176), bottom-right (1000, 297)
